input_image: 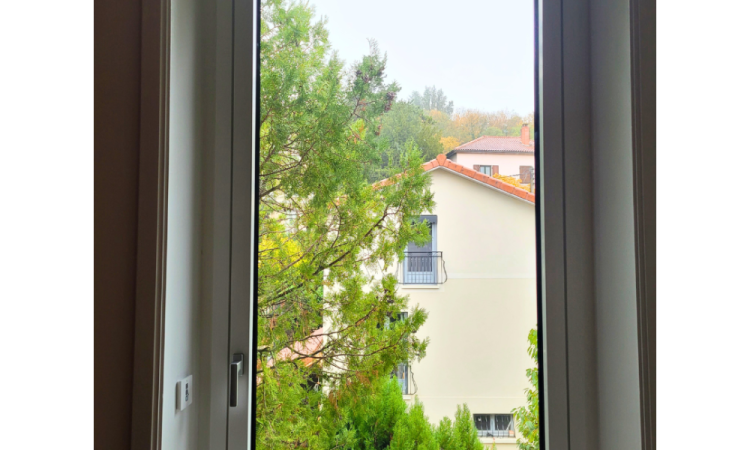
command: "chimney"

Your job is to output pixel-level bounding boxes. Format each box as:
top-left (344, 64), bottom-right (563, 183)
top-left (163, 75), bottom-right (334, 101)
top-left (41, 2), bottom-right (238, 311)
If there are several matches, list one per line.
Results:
top-left (521, 123), bottom-right (530, 146)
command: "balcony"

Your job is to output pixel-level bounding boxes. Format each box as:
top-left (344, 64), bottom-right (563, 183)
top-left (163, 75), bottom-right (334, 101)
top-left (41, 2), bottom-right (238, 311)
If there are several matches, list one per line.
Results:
top-left (398, 251), bottom-right (448, 285)
top-left (393, 363), bottom-right (415, 395)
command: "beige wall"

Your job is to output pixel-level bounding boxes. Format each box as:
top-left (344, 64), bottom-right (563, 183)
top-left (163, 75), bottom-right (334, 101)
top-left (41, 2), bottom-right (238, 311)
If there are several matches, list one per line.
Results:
top-left (449, 153), bottom-right (534, 177)
top-left (399, 168), bottom-right (536, 448)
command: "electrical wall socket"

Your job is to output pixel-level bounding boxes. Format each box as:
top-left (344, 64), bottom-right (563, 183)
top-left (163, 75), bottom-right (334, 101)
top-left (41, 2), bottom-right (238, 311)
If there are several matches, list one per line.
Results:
top-left (177, 375), bottom-right (193, 411)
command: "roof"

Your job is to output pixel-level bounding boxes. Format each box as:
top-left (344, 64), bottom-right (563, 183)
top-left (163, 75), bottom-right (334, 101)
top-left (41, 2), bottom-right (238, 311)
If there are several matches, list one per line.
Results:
top-left (445, 135), bottom-right (534, 158)
top-left (424, 154), bottom-right (535, 203)
top-left (374, 154), bottom-right (535, 204)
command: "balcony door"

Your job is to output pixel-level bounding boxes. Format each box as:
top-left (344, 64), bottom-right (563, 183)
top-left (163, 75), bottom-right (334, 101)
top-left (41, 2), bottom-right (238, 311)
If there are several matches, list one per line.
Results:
top-left (404, 215), bottom-right (438, 284)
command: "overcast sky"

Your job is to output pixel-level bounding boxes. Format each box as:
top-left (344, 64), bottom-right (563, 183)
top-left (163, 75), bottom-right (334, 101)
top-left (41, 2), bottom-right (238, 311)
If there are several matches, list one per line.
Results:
top-left (311, 0), bottom-right (535, 114)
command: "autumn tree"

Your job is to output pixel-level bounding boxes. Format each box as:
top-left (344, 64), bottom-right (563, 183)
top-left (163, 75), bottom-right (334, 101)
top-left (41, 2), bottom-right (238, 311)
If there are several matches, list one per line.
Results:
top-left (430, 109), bottom-right (535, 147)
top-left (450, 109), bottom-right (489, 142)
top-left (257, 0), bottom-right (435, 447)
top-left (439, 136), bottom-right (460, 152)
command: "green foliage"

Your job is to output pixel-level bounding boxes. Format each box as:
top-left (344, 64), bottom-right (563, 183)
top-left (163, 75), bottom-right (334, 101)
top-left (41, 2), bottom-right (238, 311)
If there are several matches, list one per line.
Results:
top-left (256, 1), bottom-right (435, 448)
top-left (372, 101), bottom-right (444, 179)
top-left (391, 401), bottom-right (439, 450)
top-left (323, 377), bottom-right (483, 450)
top-left (512, 328), bottom-right (539, 450)
top-left (446, 405), bottom-right (485, 450)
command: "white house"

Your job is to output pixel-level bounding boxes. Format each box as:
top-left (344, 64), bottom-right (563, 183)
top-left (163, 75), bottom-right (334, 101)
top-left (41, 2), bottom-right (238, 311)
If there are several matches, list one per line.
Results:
top-left (446, 124), bottom-right (535, 186)
top-left (395, 153), bottom-right (537, 448)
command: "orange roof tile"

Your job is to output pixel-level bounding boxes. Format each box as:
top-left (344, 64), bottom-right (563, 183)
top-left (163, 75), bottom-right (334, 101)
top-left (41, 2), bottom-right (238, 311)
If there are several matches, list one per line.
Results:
top-left (372, 153), bottom-right (534, 204)
top-left (421, 156), bottom-right (535, 204)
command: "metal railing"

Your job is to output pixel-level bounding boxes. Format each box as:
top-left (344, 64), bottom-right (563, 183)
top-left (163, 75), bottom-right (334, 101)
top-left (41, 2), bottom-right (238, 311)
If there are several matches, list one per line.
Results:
top-left (393, 363), bottom-right (415, 395)
top-left (476, 430), bottom-right (516, 438)
top-left (398, 251), bottom-right (447, 285)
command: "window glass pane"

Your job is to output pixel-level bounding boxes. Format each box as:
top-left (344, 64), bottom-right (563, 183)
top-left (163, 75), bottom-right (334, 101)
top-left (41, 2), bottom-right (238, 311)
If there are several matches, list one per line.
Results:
top-left (474, 414), bottom-right (491, 431)
top-left (495, 414), bottom-right (514, 431)
top-left (253, 0), bottom-right (537, 448)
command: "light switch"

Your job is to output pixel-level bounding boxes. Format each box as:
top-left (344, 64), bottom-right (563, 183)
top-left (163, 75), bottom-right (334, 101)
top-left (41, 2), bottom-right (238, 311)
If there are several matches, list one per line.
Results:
top-left (177, 375), bottom-right (193, 411)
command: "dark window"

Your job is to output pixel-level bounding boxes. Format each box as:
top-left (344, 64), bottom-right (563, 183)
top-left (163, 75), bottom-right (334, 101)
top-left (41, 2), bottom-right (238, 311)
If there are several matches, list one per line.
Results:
top-left (473, 414), bottom-right (515, 438)
top-left (391, 312), bottom-right (411, 394)
top-left (474, 414), bottom-right (491, 432)
top-left (404, 216), bottom-right (440, 284)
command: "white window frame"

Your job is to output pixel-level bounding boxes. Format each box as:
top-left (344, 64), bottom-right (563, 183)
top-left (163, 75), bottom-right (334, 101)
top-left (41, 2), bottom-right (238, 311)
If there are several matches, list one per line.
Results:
top-left (127, 0), bottom-right (656, 448)
top-left (218, 0), bottom-right (601, 447)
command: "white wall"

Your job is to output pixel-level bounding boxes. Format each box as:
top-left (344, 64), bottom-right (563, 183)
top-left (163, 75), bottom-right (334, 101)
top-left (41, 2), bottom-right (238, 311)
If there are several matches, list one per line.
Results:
top-left (449, 153), bottom-right (534, 177)
top-left (161, 0), bottom-right (210, 448)
top-left (400, 168), bottom-right (536, 448)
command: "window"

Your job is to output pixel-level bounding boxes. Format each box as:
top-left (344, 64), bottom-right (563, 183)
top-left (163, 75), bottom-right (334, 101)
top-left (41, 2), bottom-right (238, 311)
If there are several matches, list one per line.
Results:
top-left (403, 215), bottom-right (444, 284)
top-left (391, 312), bottom-right (411, 395)
top-left (474, 164), bottom-right (498, 176)
top-left (473, 414), bottom-right (515, 438)
top-left (243, 1), bottom-right (539, 449)
top-left (385, 311), bottom-right (409, 330)
top-left (394, 363), bottom-right (410, 395)
top-left (519, 165), bottom-right (534, 184)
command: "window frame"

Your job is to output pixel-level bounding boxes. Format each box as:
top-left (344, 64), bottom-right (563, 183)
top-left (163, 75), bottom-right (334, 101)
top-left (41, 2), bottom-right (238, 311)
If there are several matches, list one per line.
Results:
top-left (473, 414), bottom-right (516, 439)
top-left (126, 0), bottom-right (656, 447)
top-left (403, 215), bottom-right (439, 285)
top-left (186, 0), bottom-right (650, 449)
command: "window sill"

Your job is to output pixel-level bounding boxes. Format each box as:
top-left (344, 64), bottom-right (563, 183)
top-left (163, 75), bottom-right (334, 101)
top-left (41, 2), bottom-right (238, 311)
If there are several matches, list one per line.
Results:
top-left (399, 284), bottom-right (440, 289)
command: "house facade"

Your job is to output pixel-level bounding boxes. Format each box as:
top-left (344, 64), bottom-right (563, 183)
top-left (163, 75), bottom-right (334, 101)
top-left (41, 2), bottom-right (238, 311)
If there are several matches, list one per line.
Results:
top-left (394, 154), bottom-right (537, 448)
top-left (446, 125), bottom-right (535, 186)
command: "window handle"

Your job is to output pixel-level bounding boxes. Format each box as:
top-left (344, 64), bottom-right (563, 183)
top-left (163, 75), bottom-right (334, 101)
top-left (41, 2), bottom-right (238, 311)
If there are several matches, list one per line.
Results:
top-left (230, 353), bottom-right (244, 407)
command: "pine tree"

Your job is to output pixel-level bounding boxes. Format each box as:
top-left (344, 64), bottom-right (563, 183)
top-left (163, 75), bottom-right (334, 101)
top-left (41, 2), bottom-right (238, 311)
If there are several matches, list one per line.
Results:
top-left (256, 1), bottom-right (434, 447)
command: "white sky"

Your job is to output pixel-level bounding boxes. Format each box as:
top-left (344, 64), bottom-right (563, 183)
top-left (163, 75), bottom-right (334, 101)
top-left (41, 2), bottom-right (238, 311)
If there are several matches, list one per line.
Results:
top-left (310, 0), bottom-right (535, 114)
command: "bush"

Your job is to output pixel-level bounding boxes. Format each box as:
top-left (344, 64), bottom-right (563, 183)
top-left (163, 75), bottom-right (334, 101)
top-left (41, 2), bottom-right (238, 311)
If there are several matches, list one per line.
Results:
top-left (324, 376), bottom-right (484, 450)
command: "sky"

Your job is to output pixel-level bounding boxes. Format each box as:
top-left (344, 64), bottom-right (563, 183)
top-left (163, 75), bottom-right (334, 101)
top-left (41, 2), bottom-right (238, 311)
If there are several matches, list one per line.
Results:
top-left (310, 0), bottom-right (535, 114)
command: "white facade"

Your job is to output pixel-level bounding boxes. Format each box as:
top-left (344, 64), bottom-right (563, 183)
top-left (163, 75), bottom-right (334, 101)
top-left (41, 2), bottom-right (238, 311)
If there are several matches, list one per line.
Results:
top-left (398, 166), bottom-right (537, 448)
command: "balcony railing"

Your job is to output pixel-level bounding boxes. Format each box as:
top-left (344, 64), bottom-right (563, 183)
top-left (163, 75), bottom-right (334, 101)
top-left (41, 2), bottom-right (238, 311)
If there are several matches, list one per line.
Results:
top-left (398, 251), bottom-right (447, 285)
top-left (476, 430), bottom-right (516, 438)
top-left (393, 363), bottom-right (415, 395)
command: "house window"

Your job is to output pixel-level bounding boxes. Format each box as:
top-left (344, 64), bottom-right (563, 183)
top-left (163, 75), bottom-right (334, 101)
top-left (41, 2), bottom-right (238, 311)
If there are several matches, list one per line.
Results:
top-left (391, 312), bottom-right (410, 394)
top-left (519, 166), bottom-right (534, 184)
top-left (385, 311), bottom-right (409, 330)
top-left (473, 414), bottom-right (515, 438)
top-left (394, 363), bottom-right (410, 395)
top-left (404, 215), bottom-right (442, 284)
top-left (479, 165), bottom-right (492, 176)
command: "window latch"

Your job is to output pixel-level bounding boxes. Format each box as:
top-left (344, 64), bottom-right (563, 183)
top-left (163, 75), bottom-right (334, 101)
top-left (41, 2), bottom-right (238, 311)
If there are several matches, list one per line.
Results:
top-left (230, 353), bottom-right (244, 407)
